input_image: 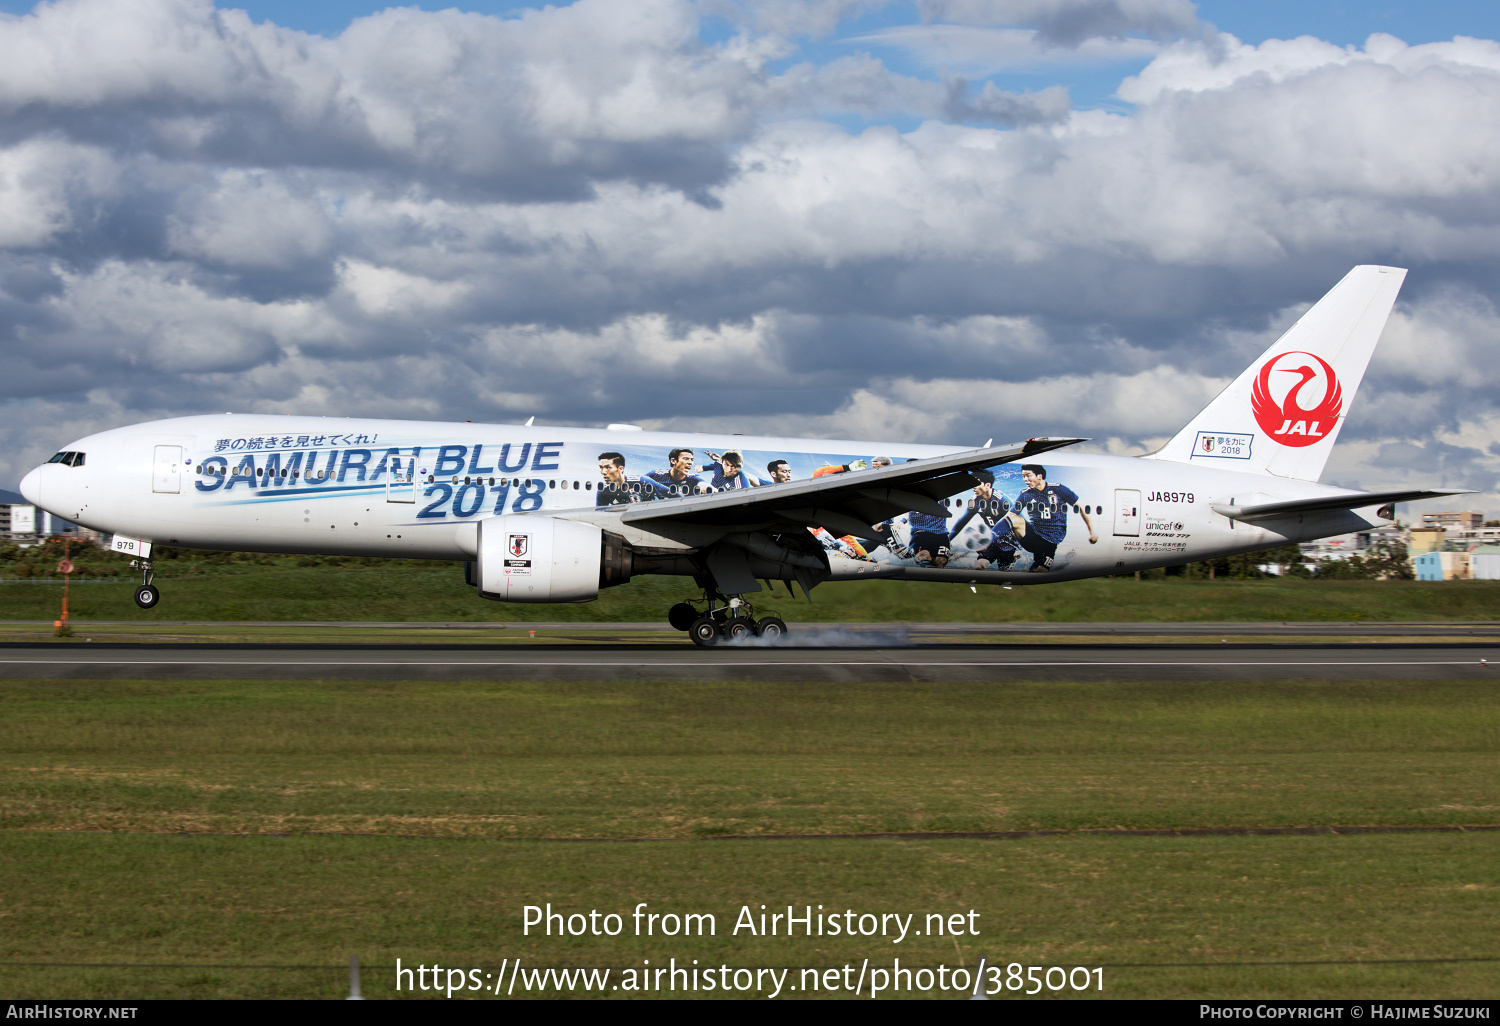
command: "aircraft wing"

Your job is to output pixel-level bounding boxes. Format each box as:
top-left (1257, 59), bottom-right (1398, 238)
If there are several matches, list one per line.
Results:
top-left (1210, 488), bottom-right (1473, 523)
top-left (618, 437), bottom-right (1087, 536)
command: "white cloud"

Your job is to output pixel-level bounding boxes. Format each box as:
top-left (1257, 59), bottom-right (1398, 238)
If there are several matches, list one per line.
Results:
top-left (1120, 31), bottom-right (1500, 104)
top-left (335, 260), bottom-right (470, 319)
top-left (0, 138), bottom-right (117, 248)
top-left (699, 0), bottom-right (892, 39)
top-left (166, 170), bottom-right (334, 269)
top-left (850, 24), bottom-right (1161, 74)
top-left (917, 0), bottom-right (1200, 45)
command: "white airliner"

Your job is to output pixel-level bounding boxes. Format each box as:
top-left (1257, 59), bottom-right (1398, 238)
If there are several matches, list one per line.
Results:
top-left (19, 265), bottom-right (1465, 644)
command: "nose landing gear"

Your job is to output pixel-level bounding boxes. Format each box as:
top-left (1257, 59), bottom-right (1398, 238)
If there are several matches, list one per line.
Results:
top-left (130, 559), bottom-right (159, 609)
top-left (672, 590), bottom-right (789, 646)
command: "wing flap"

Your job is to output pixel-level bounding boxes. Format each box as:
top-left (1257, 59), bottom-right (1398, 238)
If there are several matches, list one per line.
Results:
top-left (856, 487), bottom-right (949, 518)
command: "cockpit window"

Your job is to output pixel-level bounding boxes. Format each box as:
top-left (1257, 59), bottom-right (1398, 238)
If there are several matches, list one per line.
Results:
top-left (48, 452), bottom-right (68, 463)
top-left (69, 452), bottom-right (84, 467)
top-left (46, 451), bottom-right (85, 467)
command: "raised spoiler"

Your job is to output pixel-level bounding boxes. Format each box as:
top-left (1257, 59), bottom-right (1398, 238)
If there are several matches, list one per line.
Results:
top-left (1211, 487), bottom-right (1472, 523)
top-left (619, 437), bottom-right (1087, 535)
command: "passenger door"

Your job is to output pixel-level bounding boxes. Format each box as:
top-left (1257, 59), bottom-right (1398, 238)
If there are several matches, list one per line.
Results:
top-left (386, 452), bottom-right (416, 503)
top-left (153, 445), bottom-right (183, 494)
top-left (1113, 488), bottom-right (1140, 537)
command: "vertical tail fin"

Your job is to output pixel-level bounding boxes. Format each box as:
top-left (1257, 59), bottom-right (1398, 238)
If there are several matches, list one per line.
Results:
top-left (1148, 265), bottom-right (1406, 481)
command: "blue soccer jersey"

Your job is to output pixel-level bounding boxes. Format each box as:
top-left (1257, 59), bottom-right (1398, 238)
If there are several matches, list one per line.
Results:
top-left (645, 469), bottom-right (699, 494)
top-left (953, 498), bottom-right (1018, 550)
top-left (907, 510), bottom-right (949, 535)
top-left (1014, 483), bottom-right (1078, 544)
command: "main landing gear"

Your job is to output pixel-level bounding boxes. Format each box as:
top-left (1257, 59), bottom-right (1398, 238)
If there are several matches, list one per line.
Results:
top-left (130, 559), bottom-right (159, 609)
top-left (669, 592), bottom-right (787, 647)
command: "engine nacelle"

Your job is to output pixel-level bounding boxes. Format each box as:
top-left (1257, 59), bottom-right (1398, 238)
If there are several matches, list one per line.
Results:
top-left (474, 516), bottom-right (636, 603)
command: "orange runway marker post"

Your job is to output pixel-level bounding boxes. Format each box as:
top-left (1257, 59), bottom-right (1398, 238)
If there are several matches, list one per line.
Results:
top-left (54, 540), bottom-right (74, 638)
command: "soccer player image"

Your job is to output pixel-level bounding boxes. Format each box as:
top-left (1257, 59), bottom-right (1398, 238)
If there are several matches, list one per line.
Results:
top-left (646, 447), bottom-right (702, 495)
top-left (906, 505), bottom-right (951, 567)
top-left (595, 452), bottom-right (662, 506)
top-left (700, 449), bottom-right (764, 489)
top-left (1012, 463), bottom-right (1098, 572)
top-left (767, 459), bottom-right (793, 483)
top-left (812, 455), bottom-right (891, 478)
top-left (950, 468), bottom-right (1026, 570)
top-left (810, 526), bottom-right (873, 561)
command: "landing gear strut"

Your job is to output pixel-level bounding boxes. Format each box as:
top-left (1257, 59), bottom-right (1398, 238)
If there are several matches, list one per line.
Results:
top-left (672, 589), bottom-right (787, 646)
top-left (130, 559), bottom-right (159, 609)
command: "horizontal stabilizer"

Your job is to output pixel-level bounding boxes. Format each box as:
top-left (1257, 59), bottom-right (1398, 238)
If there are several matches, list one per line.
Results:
top-left (1211, 488), bottom-right (1472, 522)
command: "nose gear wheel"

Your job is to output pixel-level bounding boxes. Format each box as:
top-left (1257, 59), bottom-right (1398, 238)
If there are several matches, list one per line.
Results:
top-left (129, 558), bottom-right (159, 609)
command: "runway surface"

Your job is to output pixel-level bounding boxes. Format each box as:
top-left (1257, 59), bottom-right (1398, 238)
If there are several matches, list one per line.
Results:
top-left (2, 640), bottom-right (1496, 680)
top-left (6, 620), bottom-right (1500, 637)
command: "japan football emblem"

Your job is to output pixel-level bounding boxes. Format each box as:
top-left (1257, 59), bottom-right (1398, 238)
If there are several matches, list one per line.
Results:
top-left (508, 534), bottom-right (528, 557)
top-left (1201, 435), bottom-right (1215, 454)
top-left (1250, 351), bottom-right (1343, 448)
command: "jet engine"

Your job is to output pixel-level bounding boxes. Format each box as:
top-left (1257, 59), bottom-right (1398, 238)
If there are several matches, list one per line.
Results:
top-left (472, 515), bottom-right (638, 602)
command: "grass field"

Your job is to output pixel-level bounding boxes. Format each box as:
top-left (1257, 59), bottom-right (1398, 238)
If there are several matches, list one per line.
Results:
top-left (1, 675), bottom-right (1496, 999)
top-left (3, 565), bottom-right (1500, 624)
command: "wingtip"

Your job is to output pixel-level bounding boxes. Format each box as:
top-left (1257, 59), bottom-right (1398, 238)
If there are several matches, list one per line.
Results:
top-left (1021, 437), bottom-right (1090, 453)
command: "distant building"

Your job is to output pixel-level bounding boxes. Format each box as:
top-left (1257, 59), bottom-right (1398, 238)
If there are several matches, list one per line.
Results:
top-left (1298, 525), bottom-right (1403, 562)
top-left (0, 487), bottom-right (38, 542)
top-left (1408, 527), bottom-right (1447, 554)
top-left (1472, 545), bottom-right (1500, 582)
top-left (1414, 551), bottom-right (1472, 581)
top-left (1421, 511), bottom-right (1483, 530)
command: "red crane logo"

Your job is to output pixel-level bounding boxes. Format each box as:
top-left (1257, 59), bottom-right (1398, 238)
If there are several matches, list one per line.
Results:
top-left (1251, 351), bottom-right (1343, 448)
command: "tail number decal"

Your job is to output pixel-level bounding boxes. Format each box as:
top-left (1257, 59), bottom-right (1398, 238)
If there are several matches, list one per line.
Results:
top-left (1251, 351), bottom-right (1343, 447)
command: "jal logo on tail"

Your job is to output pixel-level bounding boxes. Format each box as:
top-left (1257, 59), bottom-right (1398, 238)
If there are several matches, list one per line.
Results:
top-left (1251, 351), bottom-right (1343, 448)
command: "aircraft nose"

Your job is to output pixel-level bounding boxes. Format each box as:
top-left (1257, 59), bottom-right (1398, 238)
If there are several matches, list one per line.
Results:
top-left (19, 466), bottom-right (41, 506)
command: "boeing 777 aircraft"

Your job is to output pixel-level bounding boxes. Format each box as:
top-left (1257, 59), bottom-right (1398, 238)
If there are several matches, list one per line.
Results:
top-left (19, 266), bottom-right (1466, 644)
